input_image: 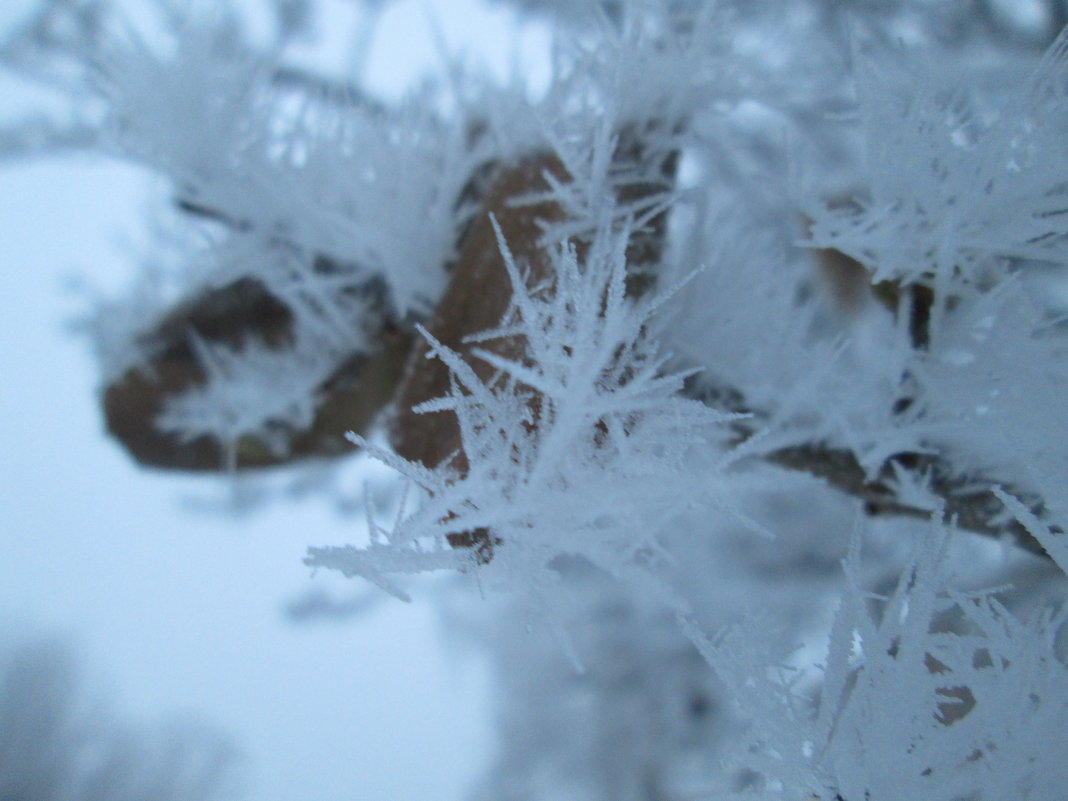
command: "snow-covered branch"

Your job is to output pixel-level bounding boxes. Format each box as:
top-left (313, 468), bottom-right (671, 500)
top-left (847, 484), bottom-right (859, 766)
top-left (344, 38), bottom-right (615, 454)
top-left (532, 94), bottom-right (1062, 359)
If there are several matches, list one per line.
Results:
top-left (10, 1), bottom-right (1068, 798)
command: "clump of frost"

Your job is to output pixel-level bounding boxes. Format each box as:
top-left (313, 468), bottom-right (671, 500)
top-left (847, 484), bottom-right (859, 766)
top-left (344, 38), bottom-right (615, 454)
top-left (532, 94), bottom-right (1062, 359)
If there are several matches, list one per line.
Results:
top-left (797, 27), bottom-right (1068, 522)
top-left (155, 329), bottom-right (340, 462)
top-left (807, 28), bottom-right (1068, 289)
top-left (906, 280), bottom-right (1068, 528)
top-left (661, 180), bottom-right (924, 482)
top-left (474, 566), bottom-right (728, 801)
top-left (94, 19), bottom-right (268, 199)
top-left (472, 0), bottom-right (735, 251)
top-left (95, 19), bottom-right (480, 318)
top-left (698, 517), bottom-right (1068, 801)
top-left (651, 22), bottom-right (1068, 516)
top-left (306, 213), bottom-right (751, 597)
top-left (74, 5), bottom-right (495, 461)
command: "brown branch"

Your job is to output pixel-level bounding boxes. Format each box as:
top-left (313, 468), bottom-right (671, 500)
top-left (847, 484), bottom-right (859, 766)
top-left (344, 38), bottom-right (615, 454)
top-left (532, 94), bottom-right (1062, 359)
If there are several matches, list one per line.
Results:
top-left (767, 443), bottom-right (1049, 558)
top-left (800, 242), bottom-right (1052, 557)
top-left (100, 134), bottom-right (1055, 565)
top-left (680, 374), bottom-right (1050, 559)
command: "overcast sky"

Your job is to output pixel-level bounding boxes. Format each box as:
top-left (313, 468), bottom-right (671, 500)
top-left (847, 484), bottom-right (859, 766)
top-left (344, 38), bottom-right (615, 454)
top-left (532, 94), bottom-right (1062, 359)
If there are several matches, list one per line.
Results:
top-left (0, 1), bottom-right (553, 798)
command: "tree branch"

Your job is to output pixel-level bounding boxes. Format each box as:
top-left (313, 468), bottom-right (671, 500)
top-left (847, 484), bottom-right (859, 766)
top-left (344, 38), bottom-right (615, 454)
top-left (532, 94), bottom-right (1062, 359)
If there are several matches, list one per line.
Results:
top-left (682, 376), bottom-right (1051, 559)
top-left (99, 137), bottom-right (1055, 561)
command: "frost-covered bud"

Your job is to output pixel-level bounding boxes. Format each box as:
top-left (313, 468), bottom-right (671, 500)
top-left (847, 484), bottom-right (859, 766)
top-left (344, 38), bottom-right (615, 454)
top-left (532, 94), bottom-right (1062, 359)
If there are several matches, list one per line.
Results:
top-left (103, 271), bottom-right (413, 470)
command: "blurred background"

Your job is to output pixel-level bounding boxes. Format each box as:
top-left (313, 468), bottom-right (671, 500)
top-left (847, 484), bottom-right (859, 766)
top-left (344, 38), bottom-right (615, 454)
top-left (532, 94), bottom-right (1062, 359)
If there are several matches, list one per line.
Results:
top-left (0, 1), bottom-right (553, 797)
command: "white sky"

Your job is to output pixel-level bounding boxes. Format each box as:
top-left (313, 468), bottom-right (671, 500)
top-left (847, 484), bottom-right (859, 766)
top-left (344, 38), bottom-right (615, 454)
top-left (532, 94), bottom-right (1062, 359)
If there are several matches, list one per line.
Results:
top-left (0, 1), bottom-right (551, 798)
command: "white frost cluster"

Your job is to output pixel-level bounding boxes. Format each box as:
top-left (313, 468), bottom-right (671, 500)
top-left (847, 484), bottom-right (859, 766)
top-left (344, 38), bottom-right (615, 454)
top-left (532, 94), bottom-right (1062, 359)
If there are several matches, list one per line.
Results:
top-left (808, 33), bottom-right (1068, 288)
top-left (154, 330), bottom-right (338, 462)
top-left (71, 4), bottom-right (490, 454)
top-left (700, 516), bottom-right (1068, 801)
top-left (306, 214), bottom-right (748, 598)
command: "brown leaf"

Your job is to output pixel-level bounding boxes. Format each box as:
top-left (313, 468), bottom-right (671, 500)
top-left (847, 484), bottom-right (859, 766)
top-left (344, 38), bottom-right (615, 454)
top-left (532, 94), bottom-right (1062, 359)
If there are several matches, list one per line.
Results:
top-left (103, 277), bottom-right (413, 470)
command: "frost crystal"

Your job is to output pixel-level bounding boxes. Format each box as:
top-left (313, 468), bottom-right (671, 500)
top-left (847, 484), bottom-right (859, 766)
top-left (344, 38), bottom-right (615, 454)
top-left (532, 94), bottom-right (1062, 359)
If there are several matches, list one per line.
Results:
top-left (307, 213), bottom-right (746, 595)
top-left (705, 520), bottom-right (1068, 801)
